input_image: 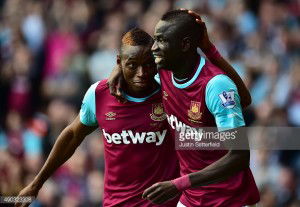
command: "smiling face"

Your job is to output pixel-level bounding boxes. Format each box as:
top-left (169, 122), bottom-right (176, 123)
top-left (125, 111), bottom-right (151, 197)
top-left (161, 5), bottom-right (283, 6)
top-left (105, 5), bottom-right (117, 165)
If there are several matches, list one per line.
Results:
top-left (152, 20), bottom-right (183, 70)
top-left (118, 44), bottom-right (157, 93)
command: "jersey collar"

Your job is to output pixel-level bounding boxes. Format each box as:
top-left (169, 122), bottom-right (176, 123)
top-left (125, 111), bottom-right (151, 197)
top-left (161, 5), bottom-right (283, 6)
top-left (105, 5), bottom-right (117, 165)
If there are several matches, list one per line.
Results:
top-left (171, 56), bottom-right (205, 89)
top-left (121, 88), bottom-right (160, 103)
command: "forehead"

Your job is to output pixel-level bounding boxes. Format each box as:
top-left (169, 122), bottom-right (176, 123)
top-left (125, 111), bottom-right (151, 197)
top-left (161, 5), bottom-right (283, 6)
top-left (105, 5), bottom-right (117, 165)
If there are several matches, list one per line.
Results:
top-left (154, 20), bottom-right (178, 37)
top-left (121, 45), bottom-right (152, 59)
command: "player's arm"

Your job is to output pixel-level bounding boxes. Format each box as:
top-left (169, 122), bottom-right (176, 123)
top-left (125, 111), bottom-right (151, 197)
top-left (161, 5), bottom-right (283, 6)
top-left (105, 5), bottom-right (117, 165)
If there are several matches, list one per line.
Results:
top-left (184, 9), bottom-right (251, 108)
top-left (15, 116), bottom-right (97, 207)
top-left (203, 47), bottom-right (251, 108)
top-left (180, 75), bottom-right (250, 187)
top-left (143, 75), bottom-right (249, 205)
top-left (202, 44), bottom-right (251, 108)
top-left (143, 145), bottom-right (249, 205)
top-left (15, 83), bottom-right (99, 207)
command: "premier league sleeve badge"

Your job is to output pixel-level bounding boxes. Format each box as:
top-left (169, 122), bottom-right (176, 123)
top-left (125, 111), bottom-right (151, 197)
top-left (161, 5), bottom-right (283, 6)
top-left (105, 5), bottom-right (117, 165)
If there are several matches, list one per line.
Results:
top-left (219, 90), bottom-right (236, 109)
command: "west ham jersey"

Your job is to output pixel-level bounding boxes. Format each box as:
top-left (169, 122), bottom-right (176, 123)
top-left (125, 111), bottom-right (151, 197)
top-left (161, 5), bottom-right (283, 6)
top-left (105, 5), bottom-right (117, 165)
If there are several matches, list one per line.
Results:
top-left (158, 56), bottom-right (260, 207)
top-left (80, 80), bottom-right (179, 207)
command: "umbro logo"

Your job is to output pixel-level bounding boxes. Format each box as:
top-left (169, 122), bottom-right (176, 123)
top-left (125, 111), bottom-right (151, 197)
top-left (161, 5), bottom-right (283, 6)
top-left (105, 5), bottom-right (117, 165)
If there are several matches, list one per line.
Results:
top-left (105, 112), bottom-right (116, 120)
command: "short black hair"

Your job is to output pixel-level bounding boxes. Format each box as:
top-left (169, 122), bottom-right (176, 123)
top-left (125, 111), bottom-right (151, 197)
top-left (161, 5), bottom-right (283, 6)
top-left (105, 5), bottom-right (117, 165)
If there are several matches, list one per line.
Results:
top-left (161, 9), bottom-right (201, 45)
top-left (121, 28), bottom-right (153, 46)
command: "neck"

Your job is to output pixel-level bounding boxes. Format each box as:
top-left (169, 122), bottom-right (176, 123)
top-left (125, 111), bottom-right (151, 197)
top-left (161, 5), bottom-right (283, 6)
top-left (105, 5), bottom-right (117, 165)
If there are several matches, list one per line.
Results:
top-left (172, 52), bottom-right (199, 80)
top-left (124, 82), bottom-right (159, 98)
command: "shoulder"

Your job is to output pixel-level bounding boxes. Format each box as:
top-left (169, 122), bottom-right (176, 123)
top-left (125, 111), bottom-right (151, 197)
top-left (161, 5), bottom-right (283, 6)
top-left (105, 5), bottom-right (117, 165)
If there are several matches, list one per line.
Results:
top-left (201, 59), bottom-right (226, 79)
top-left (95, 79), bottom-right (109, 92)
top-left (205, 74), bottom-right (239, 111)
top-left (207, 74), bottom-right (236, 89)
top-left (83, 79), bottom-right (109, 102)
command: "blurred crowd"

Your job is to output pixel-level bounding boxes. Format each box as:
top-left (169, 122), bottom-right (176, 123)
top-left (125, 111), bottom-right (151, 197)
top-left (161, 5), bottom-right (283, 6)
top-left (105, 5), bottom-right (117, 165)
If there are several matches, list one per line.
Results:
top-left (0, 0), bottom-right (300, 206)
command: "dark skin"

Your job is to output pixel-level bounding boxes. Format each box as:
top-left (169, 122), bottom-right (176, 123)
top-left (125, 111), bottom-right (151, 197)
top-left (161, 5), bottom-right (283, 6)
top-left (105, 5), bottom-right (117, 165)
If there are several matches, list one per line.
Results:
top-left (183, 9), bottom-right (252, 107)
top-left (142, 129), bottom-right (250, 205)
top-left (14, 116), bottom-right (97, 207)
top-left (152, 19), bottom-right (200, 79)
top-left (14, 44), bottom-right (159, 207)
top-left (118, 44), bottom-right (159, 98)
top-left (142, 12), bottom-right (251, 205)
top-left (109, 10), bottom-right (251, 107)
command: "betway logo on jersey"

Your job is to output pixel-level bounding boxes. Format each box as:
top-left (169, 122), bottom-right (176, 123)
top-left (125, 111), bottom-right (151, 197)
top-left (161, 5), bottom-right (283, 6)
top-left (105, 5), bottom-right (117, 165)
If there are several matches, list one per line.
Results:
top-left (166, 114), bottom-right (203, 140)
top-left (102, 129), bottom-right (167, 146)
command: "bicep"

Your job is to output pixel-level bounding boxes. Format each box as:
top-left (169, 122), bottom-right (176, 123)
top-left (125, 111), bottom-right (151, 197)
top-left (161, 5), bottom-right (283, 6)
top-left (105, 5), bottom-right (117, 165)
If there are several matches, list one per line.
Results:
top-left (70, 115), bottom-right (98, 140)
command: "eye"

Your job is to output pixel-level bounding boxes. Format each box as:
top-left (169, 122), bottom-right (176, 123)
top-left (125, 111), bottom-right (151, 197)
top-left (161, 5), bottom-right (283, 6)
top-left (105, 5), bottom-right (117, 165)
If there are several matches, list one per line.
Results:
top-left (126, 62), bottom-right (136, 69)
top-left (154, 36), bottom-right (165, 43)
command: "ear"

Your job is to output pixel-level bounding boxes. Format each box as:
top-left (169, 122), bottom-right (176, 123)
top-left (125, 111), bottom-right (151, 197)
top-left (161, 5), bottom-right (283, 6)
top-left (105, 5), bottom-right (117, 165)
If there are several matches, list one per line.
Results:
top-left (117, 55), bottom-right (121, 65)
top-left (182, 37), bottom-right (191, 52)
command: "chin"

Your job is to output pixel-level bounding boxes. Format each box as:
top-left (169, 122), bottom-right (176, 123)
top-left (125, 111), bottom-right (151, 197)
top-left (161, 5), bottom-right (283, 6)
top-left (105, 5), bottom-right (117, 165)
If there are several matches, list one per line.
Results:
top-left (156, 62), bottom-right (167, 70)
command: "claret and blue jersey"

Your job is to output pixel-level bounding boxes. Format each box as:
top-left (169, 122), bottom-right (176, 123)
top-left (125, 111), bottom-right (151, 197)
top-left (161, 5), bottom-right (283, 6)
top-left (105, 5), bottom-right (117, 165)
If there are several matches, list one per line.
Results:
top-left (79, 55), bottom-right (259, 207)
top-left (79, 80), bottom-right (179, 207)
top-left (157, 55), bottom-right (260, 207)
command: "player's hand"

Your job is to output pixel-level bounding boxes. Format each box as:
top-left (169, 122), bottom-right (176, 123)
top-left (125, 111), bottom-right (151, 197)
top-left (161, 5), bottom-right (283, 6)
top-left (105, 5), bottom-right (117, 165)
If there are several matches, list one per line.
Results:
top-left (180, 8), bottom-right (213, 53)
top-left (107, 65), bottom-right (127, 103)
top-left (142, 181), bottom-right (180, 205)
top-left (14, 182), bottom-right (39, 207)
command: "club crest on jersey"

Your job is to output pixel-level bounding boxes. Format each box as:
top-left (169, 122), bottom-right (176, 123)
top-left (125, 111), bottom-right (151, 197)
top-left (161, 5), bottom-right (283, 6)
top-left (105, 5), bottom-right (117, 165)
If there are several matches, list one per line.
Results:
top-left (105, 112), bottom-right (116, 120)
top-left (150, 103), bottom-right (166, 121)
top-left (219, 90), bottom-right (236, 109)
top-left (188, 101), bottom-right (202, 122)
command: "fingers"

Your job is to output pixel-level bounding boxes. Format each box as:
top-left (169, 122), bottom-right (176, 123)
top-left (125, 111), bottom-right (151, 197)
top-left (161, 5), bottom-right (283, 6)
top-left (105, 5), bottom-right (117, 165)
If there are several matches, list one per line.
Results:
top-left (142, 184), bottom-right (166, 205)
top-left (108, 64), bottom-right (122, 96)
top-left (108, 81), bottom-right (116, 96)
top-left (150, 192), bottom-right (168, 205)
top-left (179, 8), bottom-right (203, 22)
top-left (142, 183), bottom-right (160, 199)
top-left (187, 10), bottom-right (202, 21)
top-left (108, 75), bottom-right (127, 103)
top-left (145, 187), bottom-right (162, 200)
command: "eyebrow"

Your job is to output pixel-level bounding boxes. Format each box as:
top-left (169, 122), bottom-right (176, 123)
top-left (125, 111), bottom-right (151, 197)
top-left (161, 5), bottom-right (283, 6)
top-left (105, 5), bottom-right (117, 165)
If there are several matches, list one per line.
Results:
top-left (126, 57), bottom-right (137, 61)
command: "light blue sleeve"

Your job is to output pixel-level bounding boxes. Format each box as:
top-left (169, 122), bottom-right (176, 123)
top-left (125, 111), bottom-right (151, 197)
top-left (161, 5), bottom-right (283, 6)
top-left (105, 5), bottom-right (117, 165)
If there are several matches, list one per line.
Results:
top-left (79, 82), bottom-right (99, 126)
top-left (205, 74), bottom-right (245, 131)
top-left (154, 73), bottom-right (161, 85)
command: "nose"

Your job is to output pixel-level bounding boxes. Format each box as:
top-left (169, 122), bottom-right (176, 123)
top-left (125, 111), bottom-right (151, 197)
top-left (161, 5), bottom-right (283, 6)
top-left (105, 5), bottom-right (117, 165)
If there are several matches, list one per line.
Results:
top-left (136, 65), bottom-right (148, 78)
top-left (151, 41), bottom-right (158, 52)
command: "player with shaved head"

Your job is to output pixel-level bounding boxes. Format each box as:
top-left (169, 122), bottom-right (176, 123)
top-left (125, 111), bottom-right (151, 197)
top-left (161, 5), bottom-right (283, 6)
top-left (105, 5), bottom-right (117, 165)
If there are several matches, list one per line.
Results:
top-left (15, 28), bottom-right (180, 207)
top-left (109, 9), bottom-right (259, 207)
top-left (141, 10), bottom-right (260, 207)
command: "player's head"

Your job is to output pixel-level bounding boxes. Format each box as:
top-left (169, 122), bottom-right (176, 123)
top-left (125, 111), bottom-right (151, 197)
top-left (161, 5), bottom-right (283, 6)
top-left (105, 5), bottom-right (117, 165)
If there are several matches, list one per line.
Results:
top-left (152, 9), bottom-right (201, 69)
top-left (118, 28), bottom-right (156, 93)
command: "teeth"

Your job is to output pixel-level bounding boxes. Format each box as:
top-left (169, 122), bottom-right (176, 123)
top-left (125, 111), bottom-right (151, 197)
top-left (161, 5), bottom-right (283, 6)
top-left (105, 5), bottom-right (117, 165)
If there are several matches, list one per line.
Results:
top-left (155, 57), bottom-right (162, 64)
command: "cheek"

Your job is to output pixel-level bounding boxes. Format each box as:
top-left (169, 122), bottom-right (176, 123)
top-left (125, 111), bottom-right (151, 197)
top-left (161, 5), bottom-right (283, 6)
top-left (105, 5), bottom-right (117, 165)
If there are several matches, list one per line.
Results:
top-left (162, 44), bottom-right (173, 56)
top-left (123, 70), bottom-right (135, 81)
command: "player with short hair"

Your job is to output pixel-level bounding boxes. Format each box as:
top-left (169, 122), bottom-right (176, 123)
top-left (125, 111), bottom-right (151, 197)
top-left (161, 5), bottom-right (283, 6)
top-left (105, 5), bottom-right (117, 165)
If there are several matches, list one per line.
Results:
top-left (15, 28), bottom-right (180, 207)
top-left (140, 10), bottom-right (260, 207)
